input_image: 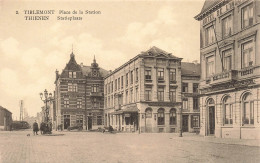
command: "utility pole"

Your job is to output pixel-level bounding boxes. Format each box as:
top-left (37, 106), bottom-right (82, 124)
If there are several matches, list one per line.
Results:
top-left (20, 100), bottom-right (24, 121)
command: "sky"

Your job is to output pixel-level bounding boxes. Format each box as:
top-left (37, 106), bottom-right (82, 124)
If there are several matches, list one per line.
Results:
top-left (0, 0), bottom-right (204, 119)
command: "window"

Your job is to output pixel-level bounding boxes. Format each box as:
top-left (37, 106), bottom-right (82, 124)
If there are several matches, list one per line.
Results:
top-left (77, 99), bottom-right (82, 109)
top-left (169, 88), bottom-right (176, 102)
top-left (223, 49), bottom-right (232, 71)
top-left (105, 84), bottom-right (107, 95)
top-left (183, 99), bottom-right (188, 110)
top-left (192, 115), bottom-right (199, 128)
top-left (242, 4), bottom-right (253, 28)
top-left (193, 83), bottom-right (199, 93)
top-left (97, 116), bottom-right (103, 125)
top-left (92, 84), bottom-right (98, 92)
top-left (135, 87), bottom-right (139, 101)
top-left (68, 83), bottom-right (77, 92)
top-left (111, 96), bottom-right (114, 107)
top-left (130, 71), bottom-right (133, 84)
top-left (118, 78), bottom-right (120, 90)
top-left (126, 73), bottom-right (128, 86)
top-left (125, 91), bottom-right (128, 104)
top-left (115, 79), bottom-right (117, 90)
top-left (242, 93), bottom-right (254, 125)
top-left (111, 82), bottom-right (113, 92)
top-left (222, 15), bottom-right (232, 38)
top-left (121, 76), bottom-right (123, 88)
top-left (169, 69), bottom-right (176, 81)
top-left (145, 108), bottom-right (152, 118)
top-left (157, 87), bottom-right (164, 101)
top-left (205, 25), bottom-right (215, 46)
top-left (108, 83), bottom-right (110, 94)
top-left (242, 41), bottom-right (254, 68)
top-left (92, 98), bottom-right (99, 108)
top-left (206, 55), bottom-right (215, 77)
top-left (136, 68), bottom-right (139, 82)
top-left (145, 88), bottom-right (152, 101)
top-left (193, 98), bottom-right (199, 110)
top-left (72, 84), bottom-right (77, 92)
top-left (145, 69), bottom-right (152, 80)
top-left (130, 89), bottom-right (133, 103)
top-left (223, 96), bottom-right (232, 125)
top-left (169, 108), bottom-right (176, 125)
top-left (157, 68), bottom-right (164, 80)
top-left (108, 97), bottom-right (110, 107)
top-left (76, 115), bottom-right (83, 124)
top-left (69, 71), bottom-right (76, 78)
top-left (157, 108), bottom-right (165, 125)
top-left (64, 98), bottom-right (69, 108)
top-left (182, 83), bottom-right (188, 93)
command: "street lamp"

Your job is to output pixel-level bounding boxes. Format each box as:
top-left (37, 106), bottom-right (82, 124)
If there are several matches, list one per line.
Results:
top-left (39, 89), bottom-right (52, 123)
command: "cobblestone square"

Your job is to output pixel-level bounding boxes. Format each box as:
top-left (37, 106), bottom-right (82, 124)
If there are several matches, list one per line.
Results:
top-left (0, 130), bottom-right (260, 163)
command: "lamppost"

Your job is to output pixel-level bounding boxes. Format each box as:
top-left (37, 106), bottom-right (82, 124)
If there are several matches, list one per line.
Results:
top-left (39, 89), bottom-right (52, 123)
top-left (179, 107), bottom-right (183, 137)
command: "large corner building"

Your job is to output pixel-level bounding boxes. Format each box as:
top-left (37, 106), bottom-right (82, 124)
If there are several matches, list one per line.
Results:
top-left (104, 46), bottom-right (200, 133)
top-left (195, 0), bottom-right (260, 139)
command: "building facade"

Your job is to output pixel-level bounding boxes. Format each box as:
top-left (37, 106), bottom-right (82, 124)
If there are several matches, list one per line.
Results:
top-left (54, 52), bottom-right (108, 130)
top-left (195, 0), bottom-right (260, 139)
top-left (0, 106), bottom-right (12, 131)
top-left (104, 46), bottom-right (183, 133)
top-left (181, 62), bottom-right (201, 133)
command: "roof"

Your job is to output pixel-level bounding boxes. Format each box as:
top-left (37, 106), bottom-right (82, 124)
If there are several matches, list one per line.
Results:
top-left (201, 0), bottom-right (220, 14)
top-left (0, 106), bottom-right (12, 114)
top-left (105, 46), bottom-right (182, 78)
top-left (181, 62), bottom-right (201, 77)
top-left (140, 46), bottom-right (181, 59)
top-left (81, 65), bottom-right (109, 77)
top-left (195, 0), bottom-right (229, 20)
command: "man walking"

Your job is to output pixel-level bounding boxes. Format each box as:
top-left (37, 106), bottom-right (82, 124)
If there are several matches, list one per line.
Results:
top-left (33, 120), bottom-right (39, 135)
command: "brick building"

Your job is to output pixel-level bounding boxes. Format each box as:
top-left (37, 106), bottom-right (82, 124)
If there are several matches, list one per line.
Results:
top-left (0, 106), bottom-right (12, 131)
top-left (195, 0), bottom-right (260, 139)
top-left (181, 62), bottom-right (201, 133)
top-left (54, 52), bottom-right (108, 130)
top-left (104, 46), bottom-right (183, 133)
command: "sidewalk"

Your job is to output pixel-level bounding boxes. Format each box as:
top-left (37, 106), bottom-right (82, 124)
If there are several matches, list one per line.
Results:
top-left (165, 132), bottom-right (260, 147)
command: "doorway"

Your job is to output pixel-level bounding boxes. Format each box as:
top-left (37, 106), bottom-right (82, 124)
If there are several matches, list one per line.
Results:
top-left (64, 115), bottom-right (70, 129)
top-left (88, 117), bottom-right (92, 130)
top-left (182, 115), bottom-right (189, 132)
top-left (208, 106), bottom-right (215, 135)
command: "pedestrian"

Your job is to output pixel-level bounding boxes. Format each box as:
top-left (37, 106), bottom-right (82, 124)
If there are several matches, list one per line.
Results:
top-left (33, 120), bottom-right (39, 135)
top-left (40, 122), bottom-right (44, 135)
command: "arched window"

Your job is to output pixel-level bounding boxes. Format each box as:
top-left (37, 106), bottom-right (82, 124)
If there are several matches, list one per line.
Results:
top-left (157, 108), bottom-right (165, 125)
top-left (243, 93), bottom-right (254, 125)
top-left (223, 96), bottom-right (232, 125)
top-left (145, 108), bottom-right (152, 118)
top-left (169, 108), bottom-right (176, 125)
top-left (207, 98), bottom-right (214, 105)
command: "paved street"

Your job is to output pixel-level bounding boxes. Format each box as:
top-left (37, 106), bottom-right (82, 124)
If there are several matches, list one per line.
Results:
top-left (0, 130), bottom-right (260, 163)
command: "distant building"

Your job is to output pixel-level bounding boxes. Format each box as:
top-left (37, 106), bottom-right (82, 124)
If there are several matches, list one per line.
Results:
top-left (0, 106), bottom-right (12, 131)
top-left (54, 52), bottom-right (108, 130)
top-left (181, 62), bottom-right (201, 133)
top-left (104, 46), bottom-right (183, 133)
top-left (195, 0), bottom-right (260, 139)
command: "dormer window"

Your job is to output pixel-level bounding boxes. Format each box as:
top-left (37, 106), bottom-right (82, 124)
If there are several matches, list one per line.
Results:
top-left (69, 71), bottom-right (76, 78)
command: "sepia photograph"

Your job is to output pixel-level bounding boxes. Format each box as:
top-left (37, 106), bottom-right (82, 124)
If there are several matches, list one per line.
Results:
top-left (0, 0), bottom-right (259, 162)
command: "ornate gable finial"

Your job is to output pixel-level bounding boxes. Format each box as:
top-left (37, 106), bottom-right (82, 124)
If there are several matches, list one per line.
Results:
top-left (93, 55), bottom-right (96, 63)
top-left (70, 44), bottom-right (75, 58)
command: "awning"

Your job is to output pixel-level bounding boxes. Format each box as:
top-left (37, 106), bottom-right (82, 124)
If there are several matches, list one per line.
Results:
top-left (110, 106), bottom-right (139, 115)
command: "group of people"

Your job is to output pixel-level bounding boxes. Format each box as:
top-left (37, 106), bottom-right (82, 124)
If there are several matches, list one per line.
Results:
top-left (32, 120), bottom-right (52, 135)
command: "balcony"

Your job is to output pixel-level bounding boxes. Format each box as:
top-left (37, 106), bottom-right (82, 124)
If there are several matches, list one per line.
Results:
top-left (210, 70), bottom-right (238, 85)
top-left (238, 65), bottom-right (260, 80)
top-left (90, 92), bottom-right (103, 97)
